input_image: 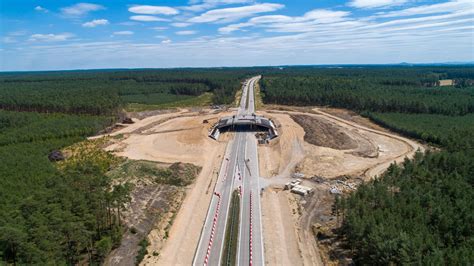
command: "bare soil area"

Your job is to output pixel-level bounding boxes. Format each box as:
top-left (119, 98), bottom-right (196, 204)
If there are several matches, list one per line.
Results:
top-left (262, 188), bottom-right (303, 265)
top-left (97, 105), bottom-right (423, 266)
top-left (291, 114), bottom-right (357, 150)
top-left (257, 106), bottom-right (424, 266)
top-left (104, 110), bottom-right (232, 167)
top-left (96, 108), bottom-right (233, 265)
top-left (104, 160), bottom-right (199, 266)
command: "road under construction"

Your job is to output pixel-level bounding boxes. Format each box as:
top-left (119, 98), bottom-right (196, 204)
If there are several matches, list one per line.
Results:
top-left (194, 76), bottom-right (267, 266)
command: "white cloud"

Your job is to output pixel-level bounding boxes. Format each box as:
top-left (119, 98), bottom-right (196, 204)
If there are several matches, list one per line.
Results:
top-left (194, 0), bottom-right (253, 3)
top-left (219, 9), bottom-right (350, 33)
top-left (375, 0), bottom-right (474, 17)
top-left (176, 30), bottom-right (198, 35)
top-left (151, 27), bottom-right (168, 31)
top-left (29, 33), bottom-right (74, 42)
top-left (113, 31), bottom-right (134, 35)
top-left (3, 0), bottom-right (474, 71)
top-left (119, 21), bottom-right (142, 26)
top-left (2, 37), bottom-right (17, 44)
top-left (188, 3), bottom-right (284, 23)
top-left (9, 31), bottom-right (28, 37)
top-left (349, 0), bottom-right (409, 9)
top-left (171, 22), bottom-right (192, 27)
top-left (129, 5), bottom-right (179, 15)
top-left (82, 19), bottom-right (109, 28)
top-left (34, 6), bottom-right (49, 13)
top-left (130, 15), bottom-right (170, 22)
top-left (182, 0), bottom-right (254, 12)
top-left (61, 3), bottom-right (104, 17)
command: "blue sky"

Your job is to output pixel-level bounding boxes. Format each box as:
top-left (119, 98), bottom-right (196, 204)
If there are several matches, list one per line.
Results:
top-left (1, 0), bottom-right (473, 71)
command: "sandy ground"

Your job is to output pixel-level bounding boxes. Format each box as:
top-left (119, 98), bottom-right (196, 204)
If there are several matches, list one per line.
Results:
top-left (262, 188), bottom-right (303, 265)
top-left (143, 141), bottom-right (227, 265)
top-left (258, 111), bottom-right (306, 180)
top-left (312, 108), bottom-right (424, 179)
top-left (99, 109), bottom-right (236, 265)
top-left (99, 105), bottom-right (423, 266)
top-left (104, 110), bottom-right (232, 167)
top-left (257, 107), bottom-right (424, 266)
top-left (261, 109), bottom-right (423, 181)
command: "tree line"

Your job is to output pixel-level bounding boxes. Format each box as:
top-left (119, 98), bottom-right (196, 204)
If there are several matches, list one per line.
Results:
top-left (259, 67), bottom-right (474, 116)
top-left (0, 69), bottom-right (258, 115)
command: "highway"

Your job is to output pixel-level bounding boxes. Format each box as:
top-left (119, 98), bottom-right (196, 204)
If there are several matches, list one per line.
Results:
top-left (194, 76), bottom-right (264, 266)
top-left (237, 76), bottom-right (264, 266)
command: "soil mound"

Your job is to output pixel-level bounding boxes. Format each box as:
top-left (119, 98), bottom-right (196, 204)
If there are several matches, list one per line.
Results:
top-left (290, 114), bottom-right (357, 150)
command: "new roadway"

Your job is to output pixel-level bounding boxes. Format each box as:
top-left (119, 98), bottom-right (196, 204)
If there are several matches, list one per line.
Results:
top-left (193, 76), bottom-right (264, 266)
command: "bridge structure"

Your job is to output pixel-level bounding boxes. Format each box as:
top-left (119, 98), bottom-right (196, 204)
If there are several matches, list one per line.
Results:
top-left (209, 113), bottom-right (278, 140)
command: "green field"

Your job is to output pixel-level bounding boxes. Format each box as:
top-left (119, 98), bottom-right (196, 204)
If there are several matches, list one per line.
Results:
top-left (125, 92), bottom-right (213, 111)
top-left (120, 92), bottom-right (194, 105)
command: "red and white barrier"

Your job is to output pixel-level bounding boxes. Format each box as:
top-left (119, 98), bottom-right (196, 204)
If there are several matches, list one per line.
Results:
top-left (204, 193), bottom-right (221, 266)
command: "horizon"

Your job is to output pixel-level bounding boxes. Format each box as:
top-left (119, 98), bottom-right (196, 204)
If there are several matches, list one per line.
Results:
top-left (1, 61), bottom-right (474, 73)
top-left (1, 0), bottom-right (474, 71)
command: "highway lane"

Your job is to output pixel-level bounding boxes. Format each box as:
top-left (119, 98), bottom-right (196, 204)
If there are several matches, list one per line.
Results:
top-left (194, 76), bottom-right (263, 266)
top-left (237, 76), bottom-right (264, 266)
top-left (193, 132), bottom-right (243, 266)
top-left (246, 76), bottom-right (258, 114)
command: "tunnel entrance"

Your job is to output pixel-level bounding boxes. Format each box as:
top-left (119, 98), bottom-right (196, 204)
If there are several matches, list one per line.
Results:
top-left (218, 124), bottom-right (268, 133)
top-left (209, 114), bottom-right (278, 141)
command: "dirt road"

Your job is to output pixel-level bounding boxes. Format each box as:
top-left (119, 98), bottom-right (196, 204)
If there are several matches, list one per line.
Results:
top-left (257, 107), bottom-right (424, 266)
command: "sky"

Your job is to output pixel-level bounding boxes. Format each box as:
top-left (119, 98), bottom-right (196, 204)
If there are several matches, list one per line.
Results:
top-left (0, 0), bottom-right (473, 71)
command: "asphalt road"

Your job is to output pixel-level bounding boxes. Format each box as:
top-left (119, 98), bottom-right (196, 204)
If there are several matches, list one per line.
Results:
top-left (194, 76), bottom-right (263, 266)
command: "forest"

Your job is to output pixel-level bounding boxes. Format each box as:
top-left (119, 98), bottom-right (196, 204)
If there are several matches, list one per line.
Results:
top-left (1, 66), bottom-right (473, 264)
top-left (0, 111), bottom-right (130, 264)
top-left (259, 66), bottom-right (474, 264)
top-left (338, 135), bottom-right (474, 264)
top-left (0, 68), bottom-right (256, 114)
top-left (260, 67), bottom-right (474, 115)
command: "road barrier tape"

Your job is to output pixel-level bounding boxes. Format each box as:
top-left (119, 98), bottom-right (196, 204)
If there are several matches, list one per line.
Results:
top-left (204, 195), bottom-right (222, 266)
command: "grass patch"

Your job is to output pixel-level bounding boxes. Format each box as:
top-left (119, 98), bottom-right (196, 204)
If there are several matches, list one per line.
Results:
top-left (135, 238), bottom-right (149, 265)
top-left (125, 92), bottom-right (213, 112)
top-left (121, 93), bottom-right (194, 106)
top-left (108, 160), bottom-right (201, 187)
top-left (222, 190), bottom-right (240, 266)
top-left (57, 137), bottom-right (124, 173)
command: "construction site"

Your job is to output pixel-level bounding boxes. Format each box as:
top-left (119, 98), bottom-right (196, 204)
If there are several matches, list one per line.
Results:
top-left (95, 77), bottom-right (424, 266)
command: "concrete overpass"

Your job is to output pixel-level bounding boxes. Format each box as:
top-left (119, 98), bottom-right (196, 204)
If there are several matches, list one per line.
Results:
top-left (209, 113), bottom-right (278, 140)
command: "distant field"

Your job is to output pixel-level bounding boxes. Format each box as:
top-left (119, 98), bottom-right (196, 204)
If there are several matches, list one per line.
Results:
top-left (125, 92), bottom-right (213, 112)
top-left (121, 92), bottom-right (194, 105)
